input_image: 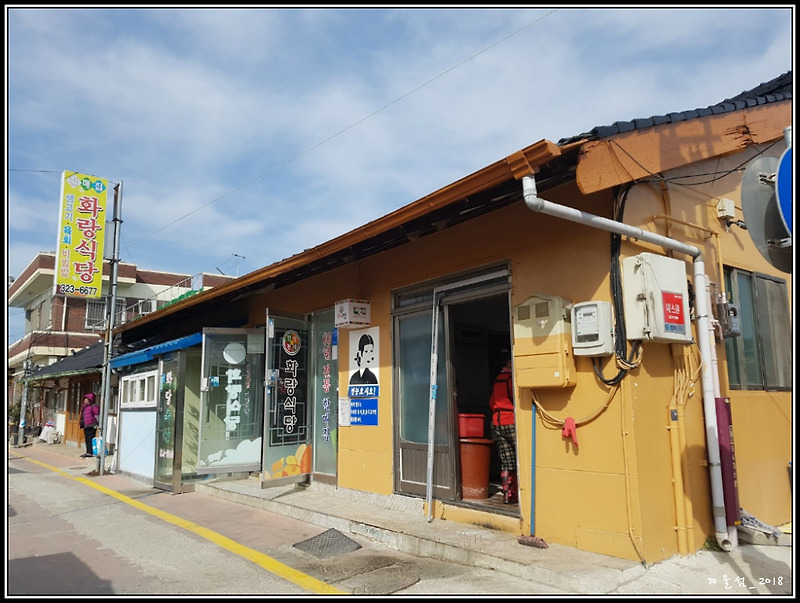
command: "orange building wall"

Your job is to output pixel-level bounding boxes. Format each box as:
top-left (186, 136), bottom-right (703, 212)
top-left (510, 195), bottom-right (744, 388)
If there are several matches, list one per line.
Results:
top-left (236, 141), bottom-right (790, 561)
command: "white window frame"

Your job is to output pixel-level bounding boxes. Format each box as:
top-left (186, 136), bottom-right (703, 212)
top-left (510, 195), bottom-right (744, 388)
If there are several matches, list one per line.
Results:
top-left (119, 369), bottom-right (159, 409)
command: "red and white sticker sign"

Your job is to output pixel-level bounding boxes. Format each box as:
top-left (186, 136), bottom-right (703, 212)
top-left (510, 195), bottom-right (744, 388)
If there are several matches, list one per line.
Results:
top-left (662, 291), bottom-right (686, 335)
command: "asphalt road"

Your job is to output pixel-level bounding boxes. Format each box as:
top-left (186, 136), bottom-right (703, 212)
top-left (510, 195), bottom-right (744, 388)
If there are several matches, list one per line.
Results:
top-left (8, 445), bottom-right (563, 596)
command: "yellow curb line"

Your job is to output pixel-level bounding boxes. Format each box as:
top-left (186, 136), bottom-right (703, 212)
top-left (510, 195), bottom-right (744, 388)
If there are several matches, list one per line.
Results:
top-left (15, 454), bottom-right (348, 595)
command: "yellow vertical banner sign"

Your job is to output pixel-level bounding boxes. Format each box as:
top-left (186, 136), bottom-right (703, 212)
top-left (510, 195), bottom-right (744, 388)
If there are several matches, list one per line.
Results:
top-left (53, 171), bottom-right (108, 299)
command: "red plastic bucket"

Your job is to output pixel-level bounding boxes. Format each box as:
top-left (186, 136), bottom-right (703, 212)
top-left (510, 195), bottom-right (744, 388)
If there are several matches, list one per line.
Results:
top-left (459, 413), bottom-right (485, 438)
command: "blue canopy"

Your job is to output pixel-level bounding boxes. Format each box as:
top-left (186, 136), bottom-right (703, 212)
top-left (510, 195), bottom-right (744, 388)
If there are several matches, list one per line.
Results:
top-left (110, 332), bottom-right (202, 369)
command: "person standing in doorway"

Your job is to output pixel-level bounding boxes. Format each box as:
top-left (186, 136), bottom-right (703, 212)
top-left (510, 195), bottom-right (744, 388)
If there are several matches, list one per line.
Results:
top-left (489, 350), bottom-right (518, 504)
top-left (80, 393), bottom-right (100, 457)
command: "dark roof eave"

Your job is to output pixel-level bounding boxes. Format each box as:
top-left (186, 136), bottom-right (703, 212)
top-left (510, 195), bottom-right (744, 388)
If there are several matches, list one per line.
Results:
top-left (24, 367), bottom-right (103, 383)
top-left (113, 138), bottom-right (563, 337)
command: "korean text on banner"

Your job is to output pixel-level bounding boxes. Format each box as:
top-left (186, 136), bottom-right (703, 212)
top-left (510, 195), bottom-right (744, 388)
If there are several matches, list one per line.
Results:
top-left (54, 171), bottom-right (108, 299)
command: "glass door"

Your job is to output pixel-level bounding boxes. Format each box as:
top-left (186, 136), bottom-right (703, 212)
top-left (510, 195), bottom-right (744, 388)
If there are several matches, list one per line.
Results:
top-left (153, 348), bottom-right (203, 492)
top-left (261, 311), bottom-right (313, 486)
top-left (154, 353), bottom-right (181, 491)
top-left (394, 308), bottom-right (455, 498)
top-left (393, 266), bottom-right (510, 502)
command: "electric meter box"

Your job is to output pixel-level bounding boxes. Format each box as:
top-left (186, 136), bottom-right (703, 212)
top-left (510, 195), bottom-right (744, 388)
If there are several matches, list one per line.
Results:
top-left (512, 293), bottom-right (576, 388)
top-left (715, 301), bottom-right (741, 338)
top-left (571, 301), bottom-right (615, 356)
top-left (622, 253), bottom-right (693, 343)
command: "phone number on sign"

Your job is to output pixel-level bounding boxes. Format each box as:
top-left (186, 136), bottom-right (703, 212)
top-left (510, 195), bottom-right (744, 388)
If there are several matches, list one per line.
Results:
top-left (58, 284), bottom-right (98, 296)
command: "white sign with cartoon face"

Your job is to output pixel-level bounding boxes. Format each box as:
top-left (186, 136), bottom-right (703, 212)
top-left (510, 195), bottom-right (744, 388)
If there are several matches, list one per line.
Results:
top-left (348, 327), bottom-right (379, 399)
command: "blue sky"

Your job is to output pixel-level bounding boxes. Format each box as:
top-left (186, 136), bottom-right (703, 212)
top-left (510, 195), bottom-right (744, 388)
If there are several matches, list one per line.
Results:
top-left (5, 6), bottom-right (794, 345)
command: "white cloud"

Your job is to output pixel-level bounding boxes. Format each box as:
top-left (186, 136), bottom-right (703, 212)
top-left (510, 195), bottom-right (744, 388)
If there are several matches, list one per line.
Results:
top-left (6, 6), bottom-right (793, 345)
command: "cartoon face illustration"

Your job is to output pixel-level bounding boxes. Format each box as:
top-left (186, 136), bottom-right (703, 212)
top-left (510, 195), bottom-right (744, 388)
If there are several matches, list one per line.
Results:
top-left (354, 334), bottom-right (375, 367)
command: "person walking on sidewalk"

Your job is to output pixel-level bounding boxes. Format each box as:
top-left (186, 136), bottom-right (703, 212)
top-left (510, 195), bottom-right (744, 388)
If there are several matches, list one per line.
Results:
top-left (489, 350), bottom-right (518, 504)
top-left (80, 393), bottom-right (100, 458)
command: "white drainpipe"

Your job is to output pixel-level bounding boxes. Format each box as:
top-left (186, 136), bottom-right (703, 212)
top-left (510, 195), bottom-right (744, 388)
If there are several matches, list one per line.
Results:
top-left (522, 174), bottom-right (731, 551)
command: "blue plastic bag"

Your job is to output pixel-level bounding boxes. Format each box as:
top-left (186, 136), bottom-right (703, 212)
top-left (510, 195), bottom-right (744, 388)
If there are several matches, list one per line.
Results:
top-left (92, 436), bottom-right (108, 456)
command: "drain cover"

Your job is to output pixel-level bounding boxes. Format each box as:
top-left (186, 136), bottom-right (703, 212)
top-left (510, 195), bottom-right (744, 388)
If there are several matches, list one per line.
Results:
top-left (293, 528), bottom-right (362, 558)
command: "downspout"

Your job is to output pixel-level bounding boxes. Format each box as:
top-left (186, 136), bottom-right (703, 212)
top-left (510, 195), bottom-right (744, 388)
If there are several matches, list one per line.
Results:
top-left (522, 174), bottom-right (731, 551)
top-left (704, 285), bottom-right (739, 549)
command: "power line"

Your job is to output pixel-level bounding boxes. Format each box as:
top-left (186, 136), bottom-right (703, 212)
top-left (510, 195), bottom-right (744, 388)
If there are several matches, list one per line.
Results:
top-left (8, 10), bottom-right (559, 274)
top-left (111, 9), bottom-right (560, 251)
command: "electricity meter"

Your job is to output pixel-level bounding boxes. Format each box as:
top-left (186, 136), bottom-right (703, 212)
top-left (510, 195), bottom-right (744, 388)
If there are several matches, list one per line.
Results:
top-left (512, 294), bottom-right (575, 388)
top-left (571, 301), bottom-right (615, 356)
top-left (715, 301), bottom-right (741, 338)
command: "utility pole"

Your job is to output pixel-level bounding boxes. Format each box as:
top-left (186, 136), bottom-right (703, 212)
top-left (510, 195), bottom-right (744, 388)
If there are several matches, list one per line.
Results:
top-left (98, 181), bottom-right (122, 475)
top-left (15, 359), bottom-right (32, 447)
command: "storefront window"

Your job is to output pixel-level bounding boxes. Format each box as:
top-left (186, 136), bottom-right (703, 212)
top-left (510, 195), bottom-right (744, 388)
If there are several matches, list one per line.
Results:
top-left (311, 310), bottom-right (337, 475)
top-left (197, 329), bottom-right (265, 473)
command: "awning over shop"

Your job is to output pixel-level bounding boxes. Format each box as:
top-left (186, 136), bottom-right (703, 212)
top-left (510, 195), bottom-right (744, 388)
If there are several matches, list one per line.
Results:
top-left (110, 332), bottom-right (202, 369)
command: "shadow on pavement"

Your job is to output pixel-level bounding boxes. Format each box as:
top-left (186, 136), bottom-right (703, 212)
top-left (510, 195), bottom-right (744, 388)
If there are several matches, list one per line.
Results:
top-left (8, 552), bottom-right (114, 595)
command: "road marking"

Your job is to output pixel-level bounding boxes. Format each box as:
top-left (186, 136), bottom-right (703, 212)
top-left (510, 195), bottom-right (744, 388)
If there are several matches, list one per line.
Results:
top-left (14, 455), bottom-right (348, 595)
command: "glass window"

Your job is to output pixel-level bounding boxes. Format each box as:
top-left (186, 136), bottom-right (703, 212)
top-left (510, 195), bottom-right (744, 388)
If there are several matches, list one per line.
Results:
top-left (119, 369), bottom-right (159, 408)
top-left (146, 374), bottom-right (156, 403)
top-left (197, 330), bottom-right (265, 472)
top-left (311, 310), bottom-right (338, 475)
top-left (723, 267), bottom-right (791, 390)
top-left (85, 300), bottom-right (106, 330)
top-left (396, 311), bottom-right (449, 445)
top-left (85, 298), bottom-right (127, 330)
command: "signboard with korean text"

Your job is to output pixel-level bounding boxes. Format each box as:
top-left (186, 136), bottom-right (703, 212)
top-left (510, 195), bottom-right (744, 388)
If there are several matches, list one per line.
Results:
top-left (346, 326), bottom-right (379, 426)
top-left (311, 311), bottom-right (338, 475)
top-left (54, 171), bottom-right (108, 298)
top-left (261, 313), bottom-right (313, 482)
top-left (270, 326), bottom-right (309, 446)
top-left (335, 299), bottom-right (371, 328)
top-left (661, 291), bottom-right (687, 336)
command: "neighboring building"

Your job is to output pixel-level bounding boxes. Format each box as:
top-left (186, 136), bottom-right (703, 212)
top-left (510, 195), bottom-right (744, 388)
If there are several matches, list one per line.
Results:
top-left (18, 341), bottom-right (105, 449)
top-left (7, 251), bottom-right (234, 447)
top-left (106, 72), bottom-right (792, 564)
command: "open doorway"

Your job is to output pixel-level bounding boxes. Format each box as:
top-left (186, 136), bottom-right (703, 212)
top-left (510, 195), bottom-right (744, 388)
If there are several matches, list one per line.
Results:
top-left (392, 266), bottom-right (514, 511)
top-left (450, 293), bottom-right (517, 515)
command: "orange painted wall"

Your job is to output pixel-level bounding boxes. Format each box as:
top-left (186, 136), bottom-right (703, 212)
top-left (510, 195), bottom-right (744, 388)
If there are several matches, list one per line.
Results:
top-left (237, 141), bottom-right (790, 561)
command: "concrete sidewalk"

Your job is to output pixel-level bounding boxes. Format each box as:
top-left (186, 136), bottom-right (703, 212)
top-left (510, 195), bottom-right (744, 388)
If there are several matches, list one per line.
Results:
top-left (12, 438), bottom-right (794, 596)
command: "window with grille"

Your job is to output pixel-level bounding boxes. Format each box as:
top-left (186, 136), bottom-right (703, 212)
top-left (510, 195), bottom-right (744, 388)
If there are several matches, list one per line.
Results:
top-left (723, 267), bottom-right (791, 390)
top-left (85, 298), bottom-right (127, 330)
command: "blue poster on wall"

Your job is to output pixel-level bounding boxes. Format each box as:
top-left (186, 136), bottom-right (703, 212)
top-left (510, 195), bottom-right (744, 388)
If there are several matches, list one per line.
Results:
top-left (350, 398), bottom-right (378, 426)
